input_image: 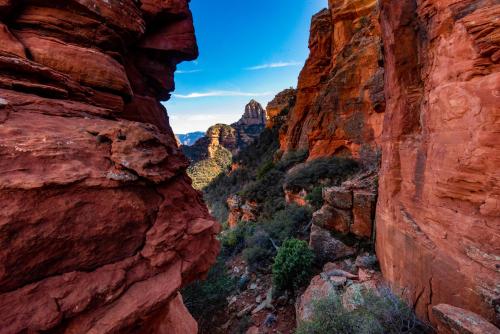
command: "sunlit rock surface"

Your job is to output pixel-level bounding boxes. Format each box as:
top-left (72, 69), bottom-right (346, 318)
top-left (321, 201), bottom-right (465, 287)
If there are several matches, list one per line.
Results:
top-left (376, 0), bottom-right (500, 326)
top-left (281, 0), bottom-right (385, 160)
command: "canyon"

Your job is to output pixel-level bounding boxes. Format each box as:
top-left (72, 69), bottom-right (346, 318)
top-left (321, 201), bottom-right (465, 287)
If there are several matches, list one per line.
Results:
top-left (0, 0), bottom-right (498, 333)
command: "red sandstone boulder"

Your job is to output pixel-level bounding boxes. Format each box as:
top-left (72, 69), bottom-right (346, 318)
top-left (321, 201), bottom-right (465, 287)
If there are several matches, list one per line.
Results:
top-left (309, 224), bottom-right (356, 264)
top-left (323, 186), bottom-right (353, 210)
top-left (285, 189), bottom-right (309, 206)
top-left (296, 260), bottom-right (383, 325)
top-left (312, 175), bottom-right (377, 239)
top-left (226, 195), bottom-right (258, 229)
top-left (433, 304), bottom-right (500, 334)
top-left (312, 204), bottom-right (352, 234)
top-left (296, 275), bottom-right (335, 323)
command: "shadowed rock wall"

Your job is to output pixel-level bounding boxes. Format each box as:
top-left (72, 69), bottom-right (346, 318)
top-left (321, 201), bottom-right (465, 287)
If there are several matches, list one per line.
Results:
top-left (0, 1), bottom-right (219, 333)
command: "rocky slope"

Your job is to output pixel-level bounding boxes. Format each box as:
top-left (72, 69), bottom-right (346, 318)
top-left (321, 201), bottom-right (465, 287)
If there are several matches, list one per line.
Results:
top-left (376, 0), bottom-right (500, 326)
top-left (0, 1), bottom-right (219, 333)
top-left (279, 0), bottom-right (499, 329)
top-left (281, 0), bottom-right (385, 160)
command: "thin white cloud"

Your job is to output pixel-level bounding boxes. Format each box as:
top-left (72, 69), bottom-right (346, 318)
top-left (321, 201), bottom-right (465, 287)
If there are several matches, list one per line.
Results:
top-left (172, 90), bottom-right (273, 99)
top-left (245, 61), bottom-right (302, 71)
top-left (176, 69), bottom-right (203, 74)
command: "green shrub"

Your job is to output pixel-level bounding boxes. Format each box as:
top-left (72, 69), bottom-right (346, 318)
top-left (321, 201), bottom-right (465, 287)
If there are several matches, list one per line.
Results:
top-left (305, 186), bottom-right (324, 209)
top-left (223, 206), bottom-right (312, 270)
top-left (242, 230), bottom-right (274, 270)
top-left (182, 258), bottom-right (236, 329)
top-left (272, 238), bottom-right (315, 293)
top-left (240, 168), bottom-right (286, 219)
top-left (284, 157), bottom-right (359, 191)
top-left (263, 205), bottom-right (312, 244)
top-left (256, 159), bottom-right (275, 179)
top-left (220, 222), bottom-right (257, 258)
top-left (277, 149), bottom-right (309, 170)
top-left (296, 288), bottom-right (430, 334)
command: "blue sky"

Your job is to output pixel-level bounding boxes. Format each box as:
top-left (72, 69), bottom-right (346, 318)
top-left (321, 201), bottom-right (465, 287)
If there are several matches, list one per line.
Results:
top-left (165, 0), bottom-right (327, 134)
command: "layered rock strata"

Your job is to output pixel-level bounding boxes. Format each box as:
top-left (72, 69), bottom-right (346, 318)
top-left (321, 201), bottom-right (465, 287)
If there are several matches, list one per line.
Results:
top-left (281, 0), bottom-right (385, 159)
top-left (313, 172), bottom-right (378, 240)
top-left (309, 172), bottom-right (377, 264)
top-left (0, 1), bottom-right (219, 333)
top-left (376, 0), bottom-right (500, 326)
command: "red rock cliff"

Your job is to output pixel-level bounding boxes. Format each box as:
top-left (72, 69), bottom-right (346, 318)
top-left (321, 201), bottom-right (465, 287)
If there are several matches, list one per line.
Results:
top-left (376, 0), bottom-right (500, 326)
top-left (281, 0), bottom-right (385, 160)
top-left (0, 1), bottom-right (219, 333)
top-left (282, 0), bottom-right (499, 328)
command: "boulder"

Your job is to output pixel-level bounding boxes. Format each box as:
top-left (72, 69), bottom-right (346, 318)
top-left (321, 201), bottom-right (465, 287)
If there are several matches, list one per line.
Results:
top-left (295, 275), bottom-right (336, 324)
top-left (312, 204), bottom-right (352, 234)
top-left (285, 189), bottom-right (308, 206)
top-left (323, 186), bottom-right (353, 209)
top-left (309, 224), bottom-right (356, 264)
top-left (433, 304), bottom-right (500, 334)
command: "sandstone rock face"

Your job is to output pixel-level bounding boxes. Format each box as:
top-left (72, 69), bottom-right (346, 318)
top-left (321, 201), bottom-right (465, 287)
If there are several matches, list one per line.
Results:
top-left (182, 123), bottom-right (236, 163)
top-left (266, 88), bottom-right (297, 129)
top-left (376, 0), bottom-right (500, 326)
top-left (281, 0), bottom-right (385, 159)
top-left (235, 99), bottom-right (267, 127)
top-left (233, 99), bottom-right (267, 149)
top-left (0, 1), bottom-right (219, 333)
